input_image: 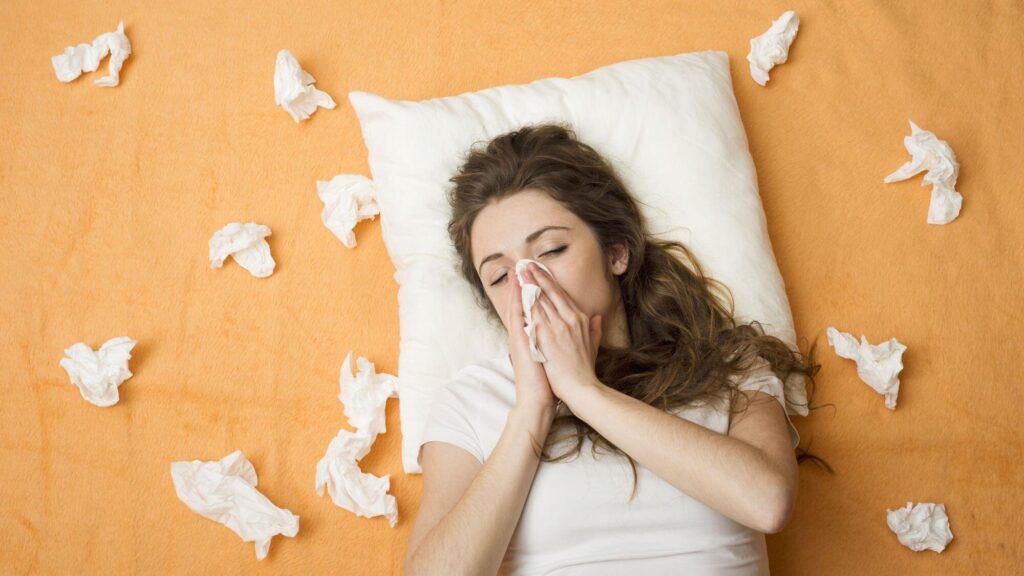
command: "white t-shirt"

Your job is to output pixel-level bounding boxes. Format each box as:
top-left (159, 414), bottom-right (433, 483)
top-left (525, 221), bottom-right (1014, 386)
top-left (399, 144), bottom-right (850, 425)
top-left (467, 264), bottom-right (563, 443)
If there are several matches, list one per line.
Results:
top-left (416, 353), bottom-right (801, 576)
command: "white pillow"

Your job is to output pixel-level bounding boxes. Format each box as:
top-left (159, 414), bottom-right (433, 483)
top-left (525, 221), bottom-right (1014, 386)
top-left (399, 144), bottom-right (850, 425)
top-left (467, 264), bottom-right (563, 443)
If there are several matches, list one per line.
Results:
top-left (349, 50), bottom-right (808, 475)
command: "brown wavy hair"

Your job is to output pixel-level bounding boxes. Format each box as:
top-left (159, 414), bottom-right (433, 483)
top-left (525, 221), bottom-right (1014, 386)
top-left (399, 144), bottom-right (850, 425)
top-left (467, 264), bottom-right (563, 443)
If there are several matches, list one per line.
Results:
top-left (446, 122), bottom-right (832, 502)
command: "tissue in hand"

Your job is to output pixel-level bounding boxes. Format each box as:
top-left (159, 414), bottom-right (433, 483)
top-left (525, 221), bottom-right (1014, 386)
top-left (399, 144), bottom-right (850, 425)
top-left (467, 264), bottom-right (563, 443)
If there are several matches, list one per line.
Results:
top-left (170, 450), bottom-right (300, 561)
top-left (515, 259), bottom-right (552, 363)
top-left (884, 119), bottom-right (963, 225)
top-left (886, 502), bottom-right (954, 553)
top-left (315, 351), bottom-right (400, 527)
top-left (59, 336), bottom-right (137, 407)
top-left (747, 10), bottom-right (800, 86)
top-left (274, 49), bottom-right (336, 123)
top-left (209, 222), bottom-right (276, 278)
top-left (316, 174), bottom-right (380, 248)
top-left (826, 326), bottom-right (907, 409)
top-left (51, 21), bottom-right (132, 87)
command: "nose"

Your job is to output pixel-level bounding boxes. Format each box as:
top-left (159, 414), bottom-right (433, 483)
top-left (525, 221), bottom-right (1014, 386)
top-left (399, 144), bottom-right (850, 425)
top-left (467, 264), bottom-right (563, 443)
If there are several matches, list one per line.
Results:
top-left (514, 258), bottom-right (552, 285)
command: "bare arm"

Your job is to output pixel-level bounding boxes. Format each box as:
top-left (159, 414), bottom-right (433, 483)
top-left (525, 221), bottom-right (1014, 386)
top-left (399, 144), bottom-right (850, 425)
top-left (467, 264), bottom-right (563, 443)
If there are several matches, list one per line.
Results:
top-left (405, 406), bottom-right (554, 575)
top-left (562, 379), bottom-right (798, 534)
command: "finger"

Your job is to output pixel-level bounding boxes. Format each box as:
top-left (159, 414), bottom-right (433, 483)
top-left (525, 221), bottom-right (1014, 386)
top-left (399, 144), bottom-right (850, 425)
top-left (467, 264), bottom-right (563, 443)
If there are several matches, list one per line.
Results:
top-left (510, 270), bottom-right (522, 304)
top-left (528, 290), bottom-right (551, 328)
top-left (526, 264), bottom-right (581, 324)
top-left (507, 274), bottom-right (527, 338)
top-left (533, 313), bottom-right (550, 355)
top-left (535, 291), bottom-right (562, 333)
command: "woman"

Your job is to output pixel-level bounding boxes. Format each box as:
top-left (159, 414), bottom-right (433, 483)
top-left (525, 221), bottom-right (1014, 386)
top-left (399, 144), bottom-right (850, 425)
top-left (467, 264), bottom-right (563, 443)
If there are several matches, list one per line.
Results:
top-left (405, 123), bottom-right (825, 575)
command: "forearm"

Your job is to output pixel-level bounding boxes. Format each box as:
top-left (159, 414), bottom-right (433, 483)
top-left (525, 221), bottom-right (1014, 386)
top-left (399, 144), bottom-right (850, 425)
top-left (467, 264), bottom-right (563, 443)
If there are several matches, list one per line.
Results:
top-left (564, 380), bottom-right (788, 533)
top-left (407, 407), bottom-right (553, 575)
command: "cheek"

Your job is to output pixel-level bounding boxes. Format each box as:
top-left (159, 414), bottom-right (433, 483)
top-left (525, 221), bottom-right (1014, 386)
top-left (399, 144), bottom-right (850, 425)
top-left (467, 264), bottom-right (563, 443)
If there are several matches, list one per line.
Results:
top-left (555, 263), bottom-right (608, 316)
top-left (490, 290), bottom-right (510, 327)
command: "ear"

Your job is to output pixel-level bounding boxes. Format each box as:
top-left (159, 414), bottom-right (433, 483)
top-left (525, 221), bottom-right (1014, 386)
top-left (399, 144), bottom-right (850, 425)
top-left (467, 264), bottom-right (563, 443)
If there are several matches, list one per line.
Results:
top-left (608, 242), bottom-right (629, 276)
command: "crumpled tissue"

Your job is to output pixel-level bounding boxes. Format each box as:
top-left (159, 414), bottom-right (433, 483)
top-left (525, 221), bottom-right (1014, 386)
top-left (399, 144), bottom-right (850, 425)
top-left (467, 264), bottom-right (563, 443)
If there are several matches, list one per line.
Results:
top-left (747, 10), bottom-right (800, 86)
top-left (884, 119), bottom-right (963, 225)
top-left (316, 174), bottom-right (380, 248)
top-left (51, 20), bottom-right (132, 87)
top-left (886, 502), bottom-right (954, 553)
top-left (209, 222), bottom-right (276, 278)
top-left (274, 49), bottom-right (336, 123)
top-left (315, 351), bottom-right (400, 527)
top-left (170, 450), bottom-right (299, 561)
top-left (59, 336), bottom-right (137, 407)
top-left (826, 327), bottom-right (907, 409)
top-left (515, 259), bottom-right (552, 363)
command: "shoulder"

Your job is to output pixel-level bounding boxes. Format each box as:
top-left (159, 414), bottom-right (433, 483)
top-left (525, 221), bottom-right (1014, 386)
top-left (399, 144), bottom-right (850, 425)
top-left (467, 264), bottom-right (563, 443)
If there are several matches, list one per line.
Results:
top-left (448, 353), bottom-right (515, 398)
top-left (432, 353), bottom-right (516, 417)
top-left (456, 353), bottom-right (514, 380)
top-left (422, 354), bottom-right (516, 464)
top-left (729, 356), bottom-right (801, 450)
top-left (731, 357), bottom-right (785, 403)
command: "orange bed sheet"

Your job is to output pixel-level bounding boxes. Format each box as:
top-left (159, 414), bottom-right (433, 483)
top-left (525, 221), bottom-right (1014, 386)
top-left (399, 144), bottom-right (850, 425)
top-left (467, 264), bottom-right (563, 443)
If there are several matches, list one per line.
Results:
top-left (2, 1), bottom-right (1022, 574)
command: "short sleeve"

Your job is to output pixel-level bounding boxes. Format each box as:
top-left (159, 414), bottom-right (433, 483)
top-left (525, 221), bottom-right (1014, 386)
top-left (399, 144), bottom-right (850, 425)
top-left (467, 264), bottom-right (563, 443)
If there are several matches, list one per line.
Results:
top-left (417, 378), bottom-right (486, 467)
top-left (733, 359), bottom-right (801, 450)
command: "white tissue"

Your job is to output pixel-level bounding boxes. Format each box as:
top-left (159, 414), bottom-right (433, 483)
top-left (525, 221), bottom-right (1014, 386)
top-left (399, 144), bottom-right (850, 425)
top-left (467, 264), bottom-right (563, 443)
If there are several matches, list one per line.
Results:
top-left (747, 10), bottom-right (800, 86)
top-left (316, 174), bottom-right (380, 248)
top-left (209, 222), bottom-right (276, 278)
top-left (51, 21), bottom-right (132, 87)
top-left (515, 259), bottom-right (552, 363)
top-left (826, 327), bottom-right (907, 409)
top-left (58, 336), bottom-right (137, 407)
top-left (884, 119), bottom-right (963, 225)
top-left (315, 351), bottom-right (400, 527)
top-left (171, 450), bottom-right (299, 560)
top-left (886, 502), bottom-right (954, 553)
top-left (273, 49), bottom-right (336, 123)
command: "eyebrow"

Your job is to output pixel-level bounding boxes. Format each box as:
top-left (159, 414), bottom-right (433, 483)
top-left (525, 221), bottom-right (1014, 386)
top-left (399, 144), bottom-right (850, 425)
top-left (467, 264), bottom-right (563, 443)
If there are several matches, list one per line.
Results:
top-left (477, 225), bottom-right (570, 275)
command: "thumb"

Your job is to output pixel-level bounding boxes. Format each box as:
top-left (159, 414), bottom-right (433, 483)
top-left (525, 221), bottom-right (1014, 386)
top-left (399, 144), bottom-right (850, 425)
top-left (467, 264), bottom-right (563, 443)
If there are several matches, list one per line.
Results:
top-left (590, 314), bottom-right (602, 341)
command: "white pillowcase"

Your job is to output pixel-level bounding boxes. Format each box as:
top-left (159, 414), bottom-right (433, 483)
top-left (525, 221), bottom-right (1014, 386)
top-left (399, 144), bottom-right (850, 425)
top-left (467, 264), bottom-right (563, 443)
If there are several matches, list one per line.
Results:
top-left (349, 50), bottom-right (808, 474)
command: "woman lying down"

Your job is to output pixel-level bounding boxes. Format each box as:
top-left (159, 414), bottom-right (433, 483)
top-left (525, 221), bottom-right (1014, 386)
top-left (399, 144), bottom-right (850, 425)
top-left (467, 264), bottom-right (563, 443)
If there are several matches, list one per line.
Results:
top-left (405, 123), bottom-right (825, 576)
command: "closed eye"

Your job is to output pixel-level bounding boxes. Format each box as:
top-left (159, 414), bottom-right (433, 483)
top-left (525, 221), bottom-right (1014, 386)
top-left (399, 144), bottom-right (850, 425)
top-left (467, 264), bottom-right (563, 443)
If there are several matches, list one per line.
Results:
top-left (489, 246), bottom-right (567, 286)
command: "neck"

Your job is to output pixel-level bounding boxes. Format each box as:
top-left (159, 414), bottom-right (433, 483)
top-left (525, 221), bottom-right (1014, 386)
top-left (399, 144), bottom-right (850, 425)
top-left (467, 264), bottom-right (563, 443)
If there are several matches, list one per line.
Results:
top-left (600, 298), bottom-right (630, 349)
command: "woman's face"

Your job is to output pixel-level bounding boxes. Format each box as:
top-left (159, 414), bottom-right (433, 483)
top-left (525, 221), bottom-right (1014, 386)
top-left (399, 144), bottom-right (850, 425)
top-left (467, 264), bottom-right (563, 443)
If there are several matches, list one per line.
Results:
top-left (471, 189), bottom-right (628, 341)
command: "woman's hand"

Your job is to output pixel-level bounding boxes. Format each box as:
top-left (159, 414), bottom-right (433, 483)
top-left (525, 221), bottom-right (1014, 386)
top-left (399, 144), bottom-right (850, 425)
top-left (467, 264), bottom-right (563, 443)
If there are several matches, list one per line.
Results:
top-left (505, 267), bottom-right (559, 418)
top-left (520, 262), bottom-right (603, 404)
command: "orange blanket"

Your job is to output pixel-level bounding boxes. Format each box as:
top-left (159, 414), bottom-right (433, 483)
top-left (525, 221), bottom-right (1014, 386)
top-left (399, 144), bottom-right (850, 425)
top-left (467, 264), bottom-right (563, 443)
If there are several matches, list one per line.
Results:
top-left (2, 1), bottom-right (1020, 574)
